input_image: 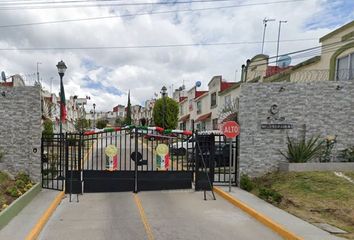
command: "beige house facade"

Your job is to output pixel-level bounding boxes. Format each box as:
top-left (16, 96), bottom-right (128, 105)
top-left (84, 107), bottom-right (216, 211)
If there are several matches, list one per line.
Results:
top-left (244, 20), bottom-right (354, 83)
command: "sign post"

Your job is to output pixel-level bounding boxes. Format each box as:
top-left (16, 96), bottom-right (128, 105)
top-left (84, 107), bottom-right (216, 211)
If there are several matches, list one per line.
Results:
top-left (221, 121), bottom-right (240, 192)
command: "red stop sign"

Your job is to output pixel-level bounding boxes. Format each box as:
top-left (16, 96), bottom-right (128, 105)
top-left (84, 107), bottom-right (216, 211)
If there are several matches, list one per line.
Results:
top-left (222, 121), bottom-right (240, 138)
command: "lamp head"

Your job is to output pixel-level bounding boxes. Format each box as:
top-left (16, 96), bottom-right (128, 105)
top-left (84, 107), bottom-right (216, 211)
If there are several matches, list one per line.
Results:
top-left (56, 60), bottom-right (67, 76)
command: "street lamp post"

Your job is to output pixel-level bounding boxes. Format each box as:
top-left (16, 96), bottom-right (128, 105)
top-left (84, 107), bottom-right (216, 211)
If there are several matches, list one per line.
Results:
top-left (56, 60), bottom-right (67, 136)
top-left (93, 103), bottom-right (96, 129)
top-left (160, 86), bottom-right (167, 128)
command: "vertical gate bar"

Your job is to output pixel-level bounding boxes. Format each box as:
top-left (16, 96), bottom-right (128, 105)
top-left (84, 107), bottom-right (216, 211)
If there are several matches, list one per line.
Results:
top-left (150, 136), bottom-right (153, 171)
top-left (41, 137), bottom-right (44, 188)
top-left (124, 130), bottom-right (127, 171)
top-left (100, 133), bottom-right (103, 170)
top-left (46, 137), bottom-right (50, 188)
top-left (95, 134), bottom-right (98, 170)
top-left (56, 135), bottom-right (59, 190)
top-left (78, 134), bottom-right (82, 172)
top-left (138, 131), bottom-right (144, 171)
top-left (119, 130), bottom-right (122, 171)
top-left (130, 129), bottom-right (132, 171)
top-left (134, 127), bottom-right (138, 193)
top-left (60, 135), bottom-right (63, 190)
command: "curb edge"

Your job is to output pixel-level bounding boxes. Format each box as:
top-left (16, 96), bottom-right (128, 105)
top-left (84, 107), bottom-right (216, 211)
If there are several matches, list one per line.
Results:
top-left (213, 186), bottom-right (303, 240)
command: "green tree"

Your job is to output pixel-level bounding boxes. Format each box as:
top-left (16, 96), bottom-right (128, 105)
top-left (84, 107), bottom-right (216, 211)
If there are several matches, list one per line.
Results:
top-left (42, 119), bottom-right (54, 138)
top-left (115, 117), bottom-right (123, 127)
top-left (153, 97), bottom-right (179, 129)
top-left (124, 90), bottom-right (132, 125)
top-left (96, 119), bottom-right (108, 129)
top-left (75, 118), bottom-right (89, 132)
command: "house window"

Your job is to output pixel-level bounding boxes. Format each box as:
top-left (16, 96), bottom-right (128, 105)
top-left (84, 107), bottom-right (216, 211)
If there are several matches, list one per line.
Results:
top-left (179, 105), bottom-right (183, 115)
top-left (189, 99), bottom-right (193, 111)
top-left (180, 122), bottom-right (186, 130)
top-left (212, 118), bottom-right (218, 130)
top-left (196, 123), bottom-right (201, 131)
top-left (224, 95), bottom-right (231, 106)
top-left (201, 121), bottom-right (206, 130)
top-left (336, 53), bottom-right (354, 81)
top-left (210, 92), bottom-right (217, 108)
top-left (197, 101), bottom-right (202, 114)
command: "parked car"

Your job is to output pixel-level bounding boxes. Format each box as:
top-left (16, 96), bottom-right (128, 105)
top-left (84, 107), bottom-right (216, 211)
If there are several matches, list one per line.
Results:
top-left (183, 136), bottom-right (236, 168)
top-left (171, 136), bottom-right (195, 156)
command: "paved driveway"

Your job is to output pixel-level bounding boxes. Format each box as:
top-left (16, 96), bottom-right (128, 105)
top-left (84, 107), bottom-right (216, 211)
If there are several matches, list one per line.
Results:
top-left (39, 191), bottom-right (281, 240)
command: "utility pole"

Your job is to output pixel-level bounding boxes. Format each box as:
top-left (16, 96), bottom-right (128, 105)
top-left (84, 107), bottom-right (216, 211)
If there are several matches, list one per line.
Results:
top-left (36, 62), bottom-right (41, 84)
top-left (261, 18), bottom-right (276, 54)
top-left (276, 20), bottom-right (288, 63)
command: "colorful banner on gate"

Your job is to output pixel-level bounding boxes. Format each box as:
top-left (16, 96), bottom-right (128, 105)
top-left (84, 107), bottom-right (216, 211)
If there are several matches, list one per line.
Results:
top-left (105, 145), bottom-right (118, 171)
top-left (156, 144), bottom-right (170, 170)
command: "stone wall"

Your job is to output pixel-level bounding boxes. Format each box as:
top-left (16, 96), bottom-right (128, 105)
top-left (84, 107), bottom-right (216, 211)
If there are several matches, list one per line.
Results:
top-left (0, 86), bottom-right (41, 182)
top-left (239, 81), bottom-right (354, 178)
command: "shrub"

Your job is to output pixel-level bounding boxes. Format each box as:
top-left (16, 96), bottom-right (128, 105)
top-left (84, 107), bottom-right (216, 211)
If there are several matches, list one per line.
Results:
top-left (258, 187), bottom-right (282, 204)
top-left (339, 147), bottom-right (354, 162)
top-left (6, 186), bottom-right (20, 198)
top-left (240, 174), bottom-right (254, 192)
top-left (280, 135), bottom-right (324, 163)
top-left (15, 180), bottom-right (26, 189)
top-left (42, 119), bottom-right (54, 138)
top-left (16, 172), bottom-right (31, 184)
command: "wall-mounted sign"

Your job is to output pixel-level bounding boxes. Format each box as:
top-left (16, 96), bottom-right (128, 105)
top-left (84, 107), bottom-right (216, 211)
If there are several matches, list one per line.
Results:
top-left (261, 124), bottom-right (293, 129)
top-left (261, 104), bottom-right (292, 130)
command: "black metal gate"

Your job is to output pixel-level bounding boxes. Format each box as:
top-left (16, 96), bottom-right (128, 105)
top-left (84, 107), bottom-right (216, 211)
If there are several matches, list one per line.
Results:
top-left (41, 128), bottom-right (238, 193)
top-left (65, 127), bottom-right (194, 194)
top-left (41, 134), bottom-right (65, 191)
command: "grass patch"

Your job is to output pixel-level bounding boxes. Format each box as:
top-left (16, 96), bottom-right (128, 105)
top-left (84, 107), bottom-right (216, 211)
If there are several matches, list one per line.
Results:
top-left (0, 171), bottom-right (34, 212)
top-left (249, 171), bottom-right (354, 239)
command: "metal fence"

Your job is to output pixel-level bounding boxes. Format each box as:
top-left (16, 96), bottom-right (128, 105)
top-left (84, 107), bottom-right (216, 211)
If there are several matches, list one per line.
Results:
top-left (41, 127), bottom-right (239, 193)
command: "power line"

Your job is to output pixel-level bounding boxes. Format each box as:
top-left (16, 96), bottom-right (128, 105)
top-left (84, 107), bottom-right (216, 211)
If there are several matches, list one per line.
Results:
top-left (247, 40), bottom-right (353, 69)
top-left (0, 0), bottom-right (304, 16)
top-left (0, 38), bottom-right (318, 51)
top-left (248, 38), bottom-right (353, 66)
top-left (0, 0), bottom-right (238, 6)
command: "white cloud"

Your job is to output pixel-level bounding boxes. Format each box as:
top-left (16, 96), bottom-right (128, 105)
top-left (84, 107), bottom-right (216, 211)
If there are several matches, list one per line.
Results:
top-left (0, 0), bottom-right (350, 111)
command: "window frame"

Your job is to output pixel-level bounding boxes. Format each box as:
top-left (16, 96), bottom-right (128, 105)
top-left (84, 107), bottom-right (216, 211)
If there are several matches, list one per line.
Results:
top-left (336, 52), bottom-right (354, 81)
top-left (210, 92), bottom-right (217, 108)
top-left (197, 101), bottom-right (202, 114)
top-left (212, 118), bottom-right (218, 130)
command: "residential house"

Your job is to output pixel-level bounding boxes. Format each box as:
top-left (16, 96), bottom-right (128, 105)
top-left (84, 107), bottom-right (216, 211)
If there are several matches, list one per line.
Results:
top-left (244, 20), bottom-right (354, 83)
top-left (177, 76), bottom-right (239, 131)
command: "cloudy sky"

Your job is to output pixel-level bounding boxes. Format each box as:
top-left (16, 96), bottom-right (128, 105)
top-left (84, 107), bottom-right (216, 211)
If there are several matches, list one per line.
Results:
top-left (0, 0), bottom-right (353, 111)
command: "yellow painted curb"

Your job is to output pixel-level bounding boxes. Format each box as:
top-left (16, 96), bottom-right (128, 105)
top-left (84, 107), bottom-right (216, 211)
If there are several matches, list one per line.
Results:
top-left (213, 187), bottom-right (303, 240)
top-left (25, 191), bottom-right (65, 240)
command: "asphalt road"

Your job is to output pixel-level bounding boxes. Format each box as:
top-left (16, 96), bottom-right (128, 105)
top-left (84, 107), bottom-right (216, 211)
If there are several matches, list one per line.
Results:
top-left (39, 191), bottom-right (281, 240)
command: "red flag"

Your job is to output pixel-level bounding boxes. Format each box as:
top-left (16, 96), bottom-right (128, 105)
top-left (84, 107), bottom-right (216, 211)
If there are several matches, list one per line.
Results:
top-left (60, 77), bottom-right (67, 122)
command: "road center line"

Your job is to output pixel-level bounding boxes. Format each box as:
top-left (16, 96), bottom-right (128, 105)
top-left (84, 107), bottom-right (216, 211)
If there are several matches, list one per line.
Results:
top-left (133, 193), bottom-right (154, 240)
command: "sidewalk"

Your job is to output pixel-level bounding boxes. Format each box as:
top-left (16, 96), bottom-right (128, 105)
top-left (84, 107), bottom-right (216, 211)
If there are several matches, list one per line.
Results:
top-left (0, 189), bottom-right (59, 240)
top-left (217, 186), bottom-right (344, 240)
